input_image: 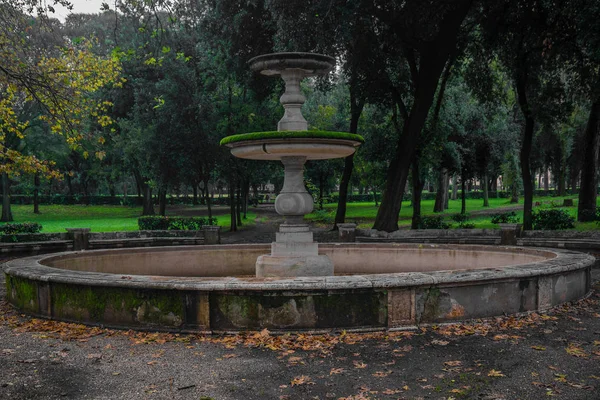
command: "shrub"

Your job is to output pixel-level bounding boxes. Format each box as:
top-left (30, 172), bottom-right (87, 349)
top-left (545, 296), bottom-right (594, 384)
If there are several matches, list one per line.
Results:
top-left (418, 215), bottom-right (451, 229)
top-left (532, 209), bottom-right (575, 230)
top-left (138, 216), bottom-right (217, 231)
top-left (490, 211), bottom-right (520, 224)
top-left (311, 209), bottom-right (334, 224)
top-left (0, 222), bottom-right (42, 235)
top-left (450, 213), bottom-right (475, 229)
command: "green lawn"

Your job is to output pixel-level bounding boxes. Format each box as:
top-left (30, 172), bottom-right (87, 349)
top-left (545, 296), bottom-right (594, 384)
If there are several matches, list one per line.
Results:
top-left (306, 195), bottom-right (599, 230)
top-left (3, 204), bottom-right (251, 233)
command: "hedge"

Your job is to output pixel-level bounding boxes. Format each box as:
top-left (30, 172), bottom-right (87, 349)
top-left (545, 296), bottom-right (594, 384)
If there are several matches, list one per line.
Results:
top-left (0, 222), bottom-right (42, 235)
top-left (138, 216), bottom-right (217, 231)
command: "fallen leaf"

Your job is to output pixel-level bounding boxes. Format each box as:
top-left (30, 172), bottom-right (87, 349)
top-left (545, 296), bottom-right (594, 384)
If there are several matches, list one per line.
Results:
top-left (431, 339), bottom-right (449, 346)
top-left (566, 344), bottom-right (588, 358)
top-left (291, 375), bottom-right (313, 386)
top-left (372, 370), bottom-right (391, 377)
top-left (444, 360), bottom-right (462, 367)
top-left (531, 345), bottom-right (547, 351)
top-left (329, 368), bottom-right (344, 375)
top-left (488, 369), bottom-right (505, 377)
top-left (353, 361), bottom-right (367, 369)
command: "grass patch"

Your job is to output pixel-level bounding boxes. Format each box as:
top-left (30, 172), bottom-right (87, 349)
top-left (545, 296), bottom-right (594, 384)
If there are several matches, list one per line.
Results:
top-left (306, 195), bottom-right (592, 230)
top-left (1, 205), bottom-right (249, 233)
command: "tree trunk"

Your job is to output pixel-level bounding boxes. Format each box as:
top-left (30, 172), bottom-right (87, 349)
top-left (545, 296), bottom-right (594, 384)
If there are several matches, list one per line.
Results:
top-left (544, 169), bottom-right (549, 191)
top-left (433, 168), bottom-right (448, 212)
top-left (192, 185), bottom-right (198, 205)
top-left (578, 99), bottom-right (600, 221)
top-left (203, 176), bottom-right (213, 220)
top-left (411, 157), bottom-right (425, 229)
top-left (1, 173), bottom-right (13, 222)
top-left (451, 174), bottom-right (458, 200)
top-left (516, 71), bottom-right (535, 230)
top-left (142, 184), bottom-right (155, 215)
top-left (229, 180), bottom-right (237, 232)
top-left (33, 173), bottom-right (40, 214)
top-left (461, 173), bottom-right (467, 215)
top-left (372, 1), bottom-right (470, 232)
top-left (158, 188), bottom-right (167, 216)
top-left (236, 185), bottom-right (242, 227)
top-left (482, 173), bottom-right (489, 207)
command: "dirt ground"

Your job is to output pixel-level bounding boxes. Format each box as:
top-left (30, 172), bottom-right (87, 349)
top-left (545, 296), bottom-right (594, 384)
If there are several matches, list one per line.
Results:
top-left (1, 212), bottom-right (599, 400)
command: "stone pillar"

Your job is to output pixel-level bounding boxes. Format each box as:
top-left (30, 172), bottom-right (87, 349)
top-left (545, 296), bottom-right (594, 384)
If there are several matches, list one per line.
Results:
top-left (278, 69), bottom-right (308, 131)
top-left (498, 223), bottom-right (522, 246)
top-left (337, 223), bottom-right (357, 242)
top-left (275, 156), bottom-right (314, 217)
top-left (65, 228), bottom-right (90, 251)
top-left (202, 225), bottom-right (221, 245)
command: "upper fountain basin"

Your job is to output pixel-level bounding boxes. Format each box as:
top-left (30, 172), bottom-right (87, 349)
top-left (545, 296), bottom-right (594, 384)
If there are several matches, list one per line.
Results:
top-left (249, 52), bottom-right (335, 76)
top-left (220, 130), bottom-right (364, 160)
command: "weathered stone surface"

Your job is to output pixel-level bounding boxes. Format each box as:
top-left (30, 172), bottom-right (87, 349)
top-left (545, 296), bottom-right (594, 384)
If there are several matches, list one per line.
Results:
top-left (2, 244), bottom-right (594, 332)
top-left (388, 289), bottom-right (415, 327)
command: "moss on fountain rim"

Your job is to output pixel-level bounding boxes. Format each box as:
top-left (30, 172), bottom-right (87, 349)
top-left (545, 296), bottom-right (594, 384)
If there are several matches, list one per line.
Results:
top-left (220, 130), bottom-right (365, 146)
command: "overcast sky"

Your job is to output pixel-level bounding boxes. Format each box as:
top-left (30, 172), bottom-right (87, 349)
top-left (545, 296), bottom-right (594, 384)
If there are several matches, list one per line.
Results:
top-left (54, 0), bottom-right (106, 21)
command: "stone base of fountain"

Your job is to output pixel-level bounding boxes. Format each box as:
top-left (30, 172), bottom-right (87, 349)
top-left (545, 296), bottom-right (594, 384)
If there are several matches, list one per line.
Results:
top-left (256, 224), bottom-right (334, 277)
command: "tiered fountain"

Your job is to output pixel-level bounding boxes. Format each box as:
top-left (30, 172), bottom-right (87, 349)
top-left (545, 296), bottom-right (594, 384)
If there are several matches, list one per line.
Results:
top-left (221, 53), bottom-right (363, 277)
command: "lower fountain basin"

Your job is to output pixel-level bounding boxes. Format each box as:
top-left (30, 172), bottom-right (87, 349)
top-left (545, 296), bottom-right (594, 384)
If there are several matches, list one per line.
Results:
top-left (3, 244), bottom-right (593, 333)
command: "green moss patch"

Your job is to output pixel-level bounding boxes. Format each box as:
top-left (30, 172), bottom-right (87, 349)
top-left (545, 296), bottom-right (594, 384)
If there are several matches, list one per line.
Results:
top-left (6, 275), bottom-right (39, 312)
top-left (220, 130), bottom-right (365, 146)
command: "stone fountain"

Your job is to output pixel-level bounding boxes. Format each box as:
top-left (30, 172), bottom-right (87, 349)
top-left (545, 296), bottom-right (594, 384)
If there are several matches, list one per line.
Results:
top-left (221, 52), bottom-right (363, 277)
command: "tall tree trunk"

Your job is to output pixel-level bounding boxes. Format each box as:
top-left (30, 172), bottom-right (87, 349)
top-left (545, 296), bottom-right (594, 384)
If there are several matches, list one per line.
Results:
top-left (433, 168), bottom-right (448, 212)
top-left (236, 185), bottom-right (242, 227)
top-left (482, 173), bottom-right (489, 207)
top-left (158, 188), bottom-right (167, 216)
top-left (451, 174), bottom-right (458, 200)
top-left (516, 71), bottom-right (535, 230)
top-left (1, 173), bottom-right (13, 222)
top-left (461, 173), bottom-right (467, 215)
top-left (229, 179), bottom-right (237, 232)
top-left (192, 184), bottom-right (198, 205)
top-left (411, 157), bottom-right (425, 229)
top-left (372, 2), bottom-right (470, 232)
top-left (543, 169), bottom-right (549, 191)
top-left (33, 173), bottom-right (40, 214)
top-left (142, 185), bottom-right (155, 216)
top-left (203, 176), bottom-right (212, 220)
top-left (578, 99), bottom-right (600, 221)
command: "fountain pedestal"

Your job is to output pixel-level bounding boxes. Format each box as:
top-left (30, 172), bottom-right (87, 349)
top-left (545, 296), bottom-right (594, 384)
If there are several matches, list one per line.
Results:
top-left (256, 224), bottom-right (333, 277)
top-left (223, 52), bottom-right (363, 277)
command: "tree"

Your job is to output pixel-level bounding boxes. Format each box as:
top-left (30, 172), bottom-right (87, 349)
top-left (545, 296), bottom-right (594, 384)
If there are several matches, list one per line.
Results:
top-left (0, 4), bottom-right (120, 220)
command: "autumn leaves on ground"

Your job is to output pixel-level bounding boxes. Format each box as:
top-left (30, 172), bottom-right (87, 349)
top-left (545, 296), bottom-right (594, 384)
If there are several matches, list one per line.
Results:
top-left (0, 277), bottom-right (598, 400)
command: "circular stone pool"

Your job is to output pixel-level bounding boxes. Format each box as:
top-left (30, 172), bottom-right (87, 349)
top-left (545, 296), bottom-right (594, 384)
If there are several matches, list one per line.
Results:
top-left (3, 244), bottom-right (594, 333)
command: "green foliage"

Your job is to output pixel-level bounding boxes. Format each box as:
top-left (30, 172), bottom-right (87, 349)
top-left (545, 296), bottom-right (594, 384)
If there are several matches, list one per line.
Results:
top-left (418, 216), bottom-right (451, 229)
top-left (138, 216), bottom-right (217, 231)
top-left (311, 209), bottom-right (334, 224)
top-left (220, 130), bottom-right (365, 145)
top-left (532, 209), bottom-right (575, 230)
top-left (490, 211), bottom-right (520, 224)
top-left (451, 213), bottom-right (475, 229)
top-left (0, 222), bottom-right (42, 235)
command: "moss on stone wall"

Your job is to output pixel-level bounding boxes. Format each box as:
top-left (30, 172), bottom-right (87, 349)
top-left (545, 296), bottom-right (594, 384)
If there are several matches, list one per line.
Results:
top-left (6, 275), bottom-right (38, 312)
top-left (50, 283), bottom-right (184, 327)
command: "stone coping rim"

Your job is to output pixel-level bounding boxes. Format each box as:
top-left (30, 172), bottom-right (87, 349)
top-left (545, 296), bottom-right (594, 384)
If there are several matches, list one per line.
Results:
top-left (2, 244), bottom-right (593, 292)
